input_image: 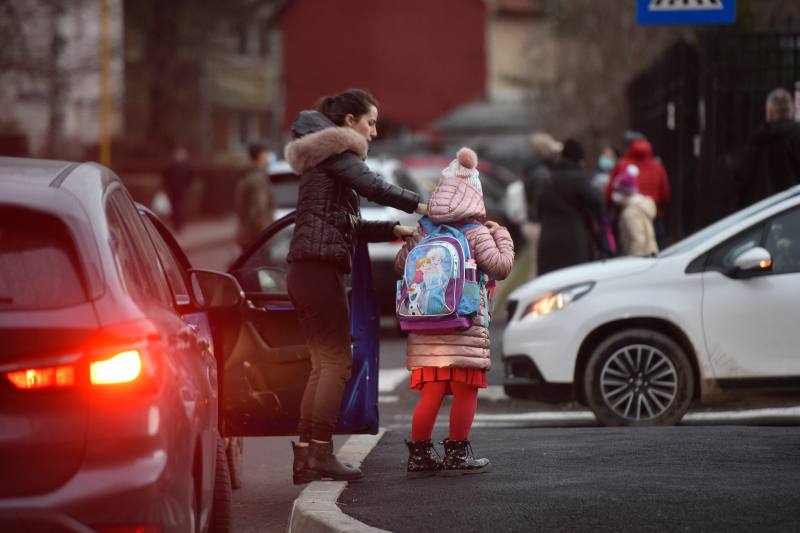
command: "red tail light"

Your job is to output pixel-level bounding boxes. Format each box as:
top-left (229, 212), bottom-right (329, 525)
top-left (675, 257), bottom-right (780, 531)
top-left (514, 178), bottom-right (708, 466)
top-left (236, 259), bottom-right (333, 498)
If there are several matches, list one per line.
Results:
top-left (4, 320), bottom-right (162, 393)
top-left (7, 365), bottom-right (75, 390)
top-left (90, 350), bottom-right (143, 385)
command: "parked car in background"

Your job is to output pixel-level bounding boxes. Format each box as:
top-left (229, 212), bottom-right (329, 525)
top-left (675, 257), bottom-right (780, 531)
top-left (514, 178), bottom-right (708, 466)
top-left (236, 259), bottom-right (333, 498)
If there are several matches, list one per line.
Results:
top-left (268, 157), bottom-right (425, 315)
top-left (503, 185), bottom-right (800, 426)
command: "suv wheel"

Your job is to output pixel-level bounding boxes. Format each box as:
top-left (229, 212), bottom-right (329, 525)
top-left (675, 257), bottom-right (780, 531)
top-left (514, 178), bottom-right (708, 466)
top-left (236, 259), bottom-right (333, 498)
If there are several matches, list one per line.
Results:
top-left (226, 437), bottom-right (244, 490)
top-left (209, 433), bottom-right (232, 532)
top-left (584, 328), bottom-right (694, 426)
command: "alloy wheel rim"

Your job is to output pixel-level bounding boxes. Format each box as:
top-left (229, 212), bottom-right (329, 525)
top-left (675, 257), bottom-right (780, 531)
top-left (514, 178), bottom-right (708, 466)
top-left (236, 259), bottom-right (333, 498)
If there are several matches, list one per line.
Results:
top-left (600, 344), bottom-right (678, 421)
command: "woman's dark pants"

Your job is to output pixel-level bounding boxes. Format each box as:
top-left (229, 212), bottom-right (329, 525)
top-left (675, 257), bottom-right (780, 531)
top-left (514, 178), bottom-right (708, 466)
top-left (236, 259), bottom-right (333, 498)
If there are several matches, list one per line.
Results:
top-left (287, 261), bottom-right (352, 443)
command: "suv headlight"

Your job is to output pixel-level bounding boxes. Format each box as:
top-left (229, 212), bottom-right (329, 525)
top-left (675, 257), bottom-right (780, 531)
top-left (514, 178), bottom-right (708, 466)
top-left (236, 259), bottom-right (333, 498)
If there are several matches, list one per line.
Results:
top-left (523, 282), bottom-right (595, 318)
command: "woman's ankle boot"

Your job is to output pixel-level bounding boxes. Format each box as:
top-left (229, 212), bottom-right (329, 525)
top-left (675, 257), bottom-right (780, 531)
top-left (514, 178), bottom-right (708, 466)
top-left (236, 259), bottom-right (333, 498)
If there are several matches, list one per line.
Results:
top-left (307, 441), bottom-right (363, 481)
top-left (291, 442), bottom-right (318, 485)
top-left (405, 439), bottom-right (443, 479)
top-left (440, 438), bottom-right (491, 476)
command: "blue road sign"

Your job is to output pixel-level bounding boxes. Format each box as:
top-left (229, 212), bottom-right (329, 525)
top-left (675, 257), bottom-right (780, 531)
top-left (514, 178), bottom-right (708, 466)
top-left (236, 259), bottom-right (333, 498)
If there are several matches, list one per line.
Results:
top-left (637, 0), bottom-right (736, 26)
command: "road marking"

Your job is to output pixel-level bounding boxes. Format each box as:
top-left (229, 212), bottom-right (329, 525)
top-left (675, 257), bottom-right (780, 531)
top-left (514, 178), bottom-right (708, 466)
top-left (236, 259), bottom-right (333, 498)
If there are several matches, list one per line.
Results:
top-left (378, 368), bottom-right (408, 393)
top-left (479, 385), bottom-right (507, 401)
top-left (392, 405), bottom-right (800, 425)
top-left (379, 395), bottom-right (399, 404)
top-left (683, 405), bottom-right (800, 421)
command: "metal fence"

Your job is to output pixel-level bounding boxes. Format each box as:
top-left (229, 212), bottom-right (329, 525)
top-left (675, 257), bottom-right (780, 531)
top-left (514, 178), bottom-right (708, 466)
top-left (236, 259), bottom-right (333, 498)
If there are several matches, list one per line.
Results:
top-left (628, 28), bottom-right (800, 242)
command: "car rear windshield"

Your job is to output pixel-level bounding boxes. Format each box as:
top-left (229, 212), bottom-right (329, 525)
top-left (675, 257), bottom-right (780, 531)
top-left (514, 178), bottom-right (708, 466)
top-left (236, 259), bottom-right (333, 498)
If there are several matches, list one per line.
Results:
top-left (0, 208), bottom-right (87, 310)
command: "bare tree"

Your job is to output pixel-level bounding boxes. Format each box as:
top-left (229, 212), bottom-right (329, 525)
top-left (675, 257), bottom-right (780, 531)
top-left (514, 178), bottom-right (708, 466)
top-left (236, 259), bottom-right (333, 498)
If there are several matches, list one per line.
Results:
top-left (534, 0), bottom-right (691, 158)
top-left (124, 0), bottom-right (277, 151)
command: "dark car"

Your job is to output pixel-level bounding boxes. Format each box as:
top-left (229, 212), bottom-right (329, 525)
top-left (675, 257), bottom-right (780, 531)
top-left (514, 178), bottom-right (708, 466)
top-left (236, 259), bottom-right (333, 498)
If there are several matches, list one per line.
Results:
top-left (0, 157), bottom-right (380, 532)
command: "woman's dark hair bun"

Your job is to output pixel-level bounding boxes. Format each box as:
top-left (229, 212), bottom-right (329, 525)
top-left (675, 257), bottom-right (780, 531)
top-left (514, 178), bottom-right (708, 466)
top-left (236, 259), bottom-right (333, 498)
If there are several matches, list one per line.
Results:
top-left (315, 89), bottom-right (378, 127)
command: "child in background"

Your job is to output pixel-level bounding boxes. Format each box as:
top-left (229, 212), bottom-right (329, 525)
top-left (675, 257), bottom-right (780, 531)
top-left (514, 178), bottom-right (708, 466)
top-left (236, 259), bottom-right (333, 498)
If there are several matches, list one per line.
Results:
top-left (613, 164), bottom-right (659, 257)
top-left (394, 147), bottom-right (515, 477)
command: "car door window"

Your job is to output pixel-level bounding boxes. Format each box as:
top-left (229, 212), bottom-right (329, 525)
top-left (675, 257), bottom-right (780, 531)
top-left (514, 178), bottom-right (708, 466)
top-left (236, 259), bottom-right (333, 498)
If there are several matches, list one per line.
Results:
top-left (763, 207), bottom-right (800, 275)
top-left (233, 222), bottom-right (292, 294)
top-left (140, 214), bottom-right (192, 306)
top-left (707, 225), bottom-right (764, 272)
top-left (106, 190), bottom-right (172, 308)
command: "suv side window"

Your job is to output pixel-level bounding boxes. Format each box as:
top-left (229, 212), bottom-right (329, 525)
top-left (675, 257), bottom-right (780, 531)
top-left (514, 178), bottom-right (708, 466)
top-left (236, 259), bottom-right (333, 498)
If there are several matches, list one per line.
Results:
top-left (141, 214), bottom-right (192, 307)
top-left (106, 189), bottom-right (172, 307)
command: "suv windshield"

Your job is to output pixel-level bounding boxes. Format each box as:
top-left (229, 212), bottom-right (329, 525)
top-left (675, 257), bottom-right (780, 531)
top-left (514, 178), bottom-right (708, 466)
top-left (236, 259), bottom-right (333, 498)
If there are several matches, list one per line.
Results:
top-left (0, 208), bottom-right (86, 309)
top-left (659, 186), bottom-right (800, 257)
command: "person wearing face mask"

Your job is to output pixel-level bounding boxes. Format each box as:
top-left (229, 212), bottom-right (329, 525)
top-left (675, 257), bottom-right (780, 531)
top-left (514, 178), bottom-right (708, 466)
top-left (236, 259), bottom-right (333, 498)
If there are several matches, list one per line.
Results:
top-left (284, 89), bottom-right (427, 483)
top-left (591, 146), bottom-right (618, 195)
top-left (234, 143), bottom-right (274, 250)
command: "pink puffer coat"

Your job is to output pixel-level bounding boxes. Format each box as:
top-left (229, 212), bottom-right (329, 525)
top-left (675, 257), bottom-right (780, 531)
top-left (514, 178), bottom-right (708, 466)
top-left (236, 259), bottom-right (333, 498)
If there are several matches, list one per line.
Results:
top-left (394, 175), bottom-right (515, 371)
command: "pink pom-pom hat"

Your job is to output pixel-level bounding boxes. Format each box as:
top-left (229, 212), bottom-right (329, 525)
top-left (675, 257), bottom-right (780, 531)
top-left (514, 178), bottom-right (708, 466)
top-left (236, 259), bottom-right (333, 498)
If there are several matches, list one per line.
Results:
top-left (442, 146), bottom-right (482, 194)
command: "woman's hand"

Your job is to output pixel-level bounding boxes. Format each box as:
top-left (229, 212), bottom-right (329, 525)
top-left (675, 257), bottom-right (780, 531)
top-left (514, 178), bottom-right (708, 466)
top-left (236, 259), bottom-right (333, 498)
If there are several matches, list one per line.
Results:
top-left (484, 220), bottom-right (500, 232)
top-left (415, 202), bottom-right (428, 216)
top-left (393, 225), bottom-right (417, 238)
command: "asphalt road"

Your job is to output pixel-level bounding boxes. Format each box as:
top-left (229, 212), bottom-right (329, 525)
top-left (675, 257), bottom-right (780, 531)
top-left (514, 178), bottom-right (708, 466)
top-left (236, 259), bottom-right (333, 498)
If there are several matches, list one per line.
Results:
top-left (341, 425), bottom-right (800, 533)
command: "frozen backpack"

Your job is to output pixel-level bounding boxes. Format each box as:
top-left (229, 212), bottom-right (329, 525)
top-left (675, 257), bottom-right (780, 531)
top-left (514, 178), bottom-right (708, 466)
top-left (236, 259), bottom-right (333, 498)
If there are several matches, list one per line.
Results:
top-left (396, 217), bottom-right (482, 333)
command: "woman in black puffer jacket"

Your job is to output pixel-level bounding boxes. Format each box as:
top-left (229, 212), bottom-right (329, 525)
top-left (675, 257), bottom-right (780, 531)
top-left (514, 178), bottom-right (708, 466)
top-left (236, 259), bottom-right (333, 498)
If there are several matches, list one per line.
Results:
top-left (284, 89), bottom-right (426, 482)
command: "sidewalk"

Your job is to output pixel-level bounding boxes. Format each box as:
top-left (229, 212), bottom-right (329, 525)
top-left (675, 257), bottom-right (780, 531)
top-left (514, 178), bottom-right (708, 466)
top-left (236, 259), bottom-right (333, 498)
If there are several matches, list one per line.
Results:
top-left (174, 214), bottom-right (238, 255)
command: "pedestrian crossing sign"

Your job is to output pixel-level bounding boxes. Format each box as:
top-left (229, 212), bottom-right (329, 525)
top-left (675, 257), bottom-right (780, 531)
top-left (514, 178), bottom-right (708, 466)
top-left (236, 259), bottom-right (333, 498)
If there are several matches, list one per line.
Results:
top-left (637, 0), bottom-right (736, 25)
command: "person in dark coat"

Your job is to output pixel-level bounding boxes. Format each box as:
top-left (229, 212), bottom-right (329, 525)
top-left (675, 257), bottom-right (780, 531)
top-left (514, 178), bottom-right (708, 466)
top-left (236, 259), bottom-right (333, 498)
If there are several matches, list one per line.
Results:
top-left (234, 143), bottom-right (274, 249)
top-left (536, 139), bottom-right (605, 275)
top-left (161, 145), bottom-right (193, 231)
top-left (735, 87), bottom-right (800, 209)
top-left (283, 89), bottom-right (426, 483)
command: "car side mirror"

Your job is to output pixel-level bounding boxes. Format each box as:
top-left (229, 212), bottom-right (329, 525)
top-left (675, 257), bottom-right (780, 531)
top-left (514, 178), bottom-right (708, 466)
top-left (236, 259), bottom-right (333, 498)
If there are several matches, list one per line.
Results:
top-left (733, 246), bottom-right (772, 276)
top-left (189, 269), bottom-right (245, 309)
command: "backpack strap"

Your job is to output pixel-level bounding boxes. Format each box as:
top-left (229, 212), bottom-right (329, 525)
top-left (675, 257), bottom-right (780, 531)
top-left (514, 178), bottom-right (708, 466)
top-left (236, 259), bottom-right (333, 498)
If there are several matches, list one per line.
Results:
top-left (418, 216), bottom-right (435, 235)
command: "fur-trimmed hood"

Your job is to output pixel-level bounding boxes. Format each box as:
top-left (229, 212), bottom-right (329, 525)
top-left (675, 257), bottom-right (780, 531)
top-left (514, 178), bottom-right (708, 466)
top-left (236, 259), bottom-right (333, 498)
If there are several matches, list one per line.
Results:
top-left (284, 110), bottom-right (368, 174)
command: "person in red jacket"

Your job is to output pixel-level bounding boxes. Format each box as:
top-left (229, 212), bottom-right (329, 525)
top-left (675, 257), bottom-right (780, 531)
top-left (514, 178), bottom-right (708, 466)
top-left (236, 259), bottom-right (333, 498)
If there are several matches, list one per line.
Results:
top-left (605, 139), bottom-right (670, 247)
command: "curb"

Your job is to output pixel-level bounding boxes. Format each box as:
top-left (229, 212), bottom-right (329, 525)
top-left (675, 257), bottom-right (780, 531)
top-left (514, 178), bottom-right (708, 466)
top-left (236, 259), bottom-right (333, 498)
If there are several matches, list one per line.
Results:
top-left (287, 429), bottom-right (391, 533)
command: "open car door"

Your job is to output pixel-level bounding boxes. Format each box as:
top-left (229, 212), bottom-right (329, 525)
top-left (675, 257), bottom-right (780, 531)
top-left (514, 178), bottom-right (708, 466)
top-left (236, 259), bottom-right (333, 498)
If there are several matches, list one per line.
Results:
top-left (214, 212), bottom-right (380, 437)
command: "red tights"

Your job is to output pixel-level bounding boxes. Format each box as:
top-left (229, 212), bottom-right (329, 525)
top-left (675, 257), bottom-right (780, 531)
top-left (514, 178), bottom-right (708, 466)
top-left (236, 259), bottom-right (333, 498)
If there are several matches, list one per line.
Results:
top-left (411, 381), bottom-right (478, 442)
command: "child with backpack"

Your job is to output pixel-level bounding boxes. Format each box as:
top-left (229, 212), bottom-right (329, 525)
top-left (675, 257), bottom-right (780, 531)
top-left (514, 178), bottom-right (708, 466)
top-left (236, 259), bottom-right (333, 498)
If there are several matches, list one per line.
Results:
top-left (394, 147), bottom-right (515, 477)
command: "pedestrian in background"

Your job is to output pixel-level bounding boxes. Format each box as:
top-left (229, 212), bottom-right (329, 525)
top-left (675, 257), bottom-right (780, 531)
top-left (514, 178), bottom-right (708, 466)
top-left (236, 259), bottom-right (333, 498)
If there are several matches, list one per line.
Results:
top-left (591, 145), bottom-right (618, 195)
top-left (394, 147), bottom-right (515, 478)
top-left (591, 145), bottom-right (620, 258)
top-left (605, 136), bottom-right (671, 248)
top-left (521, 132), bottom-right (562, 277)
top-left (735, 87), bottom-right (800, 209)
top-left (234, 143), bottom-right (274, 250)
top-left (523, 132), bottom-right (562, 224)
top-left (537, 139), bottom-right (605, 275)
top-left (285, 89), bottom-right (426, 483)
top-left (161, 144), bottom-right (193, 232)
top-left (613, 164), bottom-right (658, 257)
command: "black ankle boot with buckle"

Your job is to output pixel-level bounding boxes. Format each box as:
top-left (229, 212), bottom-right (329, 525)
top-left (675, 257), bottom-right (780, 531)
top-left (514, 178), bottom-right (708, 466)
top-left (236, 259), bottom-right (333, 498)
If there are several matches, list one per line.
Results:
top-left (291, 442), bottom-right (319, 485)
top-left (307, 441), bottom-right (363, 481)
top-left (440, 438), bottom-right (491, 476)
top-left (405, 439), bottom-right (443, 479)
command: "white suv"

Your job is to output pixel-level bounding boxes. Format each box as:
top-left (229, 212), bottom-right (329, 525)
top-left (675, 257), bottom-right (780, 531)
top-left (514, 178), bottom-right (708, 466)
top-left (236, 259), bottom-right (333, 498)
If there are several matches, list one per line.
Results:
top-left (503, 185), bottom-right (800, 426)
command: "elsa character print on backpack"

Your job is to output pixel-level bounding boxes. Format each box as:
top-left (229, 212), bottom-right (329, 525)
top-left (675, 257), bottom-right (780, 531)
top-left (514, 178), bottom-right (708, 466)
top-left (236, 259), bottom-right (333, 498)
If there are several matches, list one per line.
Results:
top-left (397, 217), bottom-right (480, 329)
top-left (394, 147), bottom-right (515, 477)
